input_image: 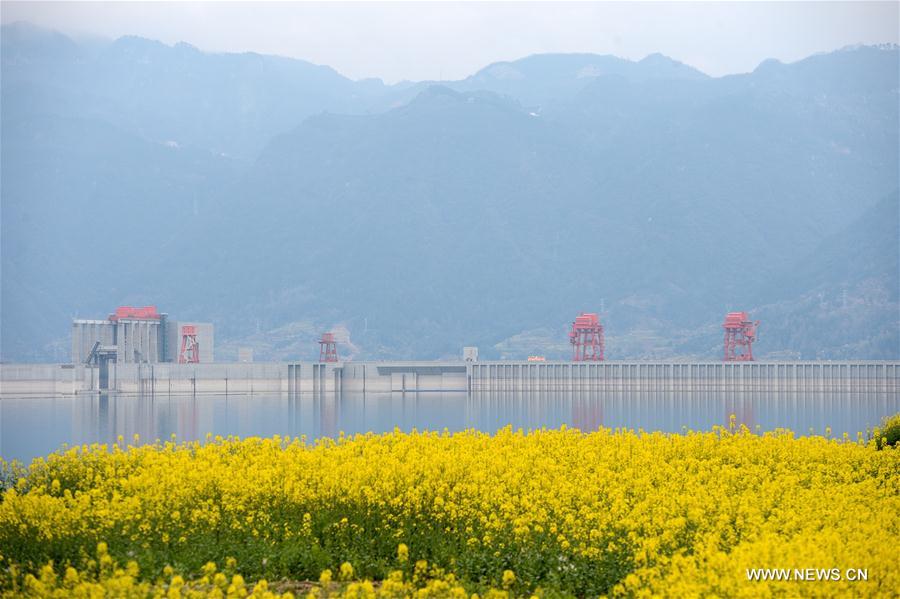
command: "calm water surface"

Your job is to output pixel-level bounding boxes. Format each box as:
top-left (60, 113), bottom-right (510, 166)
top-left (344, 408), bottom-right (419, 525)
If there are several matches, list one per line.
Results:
top-left (2, 390), bottom-right (898, 463)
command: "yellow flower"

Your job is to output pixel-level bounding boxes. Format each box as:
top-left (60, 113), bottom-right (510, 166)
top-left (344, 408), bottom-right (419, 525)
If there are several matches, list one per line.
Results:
top-left (1, 420), bottom-right (897, 598)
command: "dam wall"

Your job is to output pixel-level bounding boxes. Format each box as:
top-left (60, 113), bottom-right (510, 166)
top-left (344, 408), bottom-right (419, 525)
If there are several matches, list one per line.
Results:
top-left (115, 363), bottom-right (288, 394)
top-left (0, 363), bottom-right (291, 395)
top-left (0, 364), bottom-right (90, 395)
top-left (289, 362), bottom-right (469, 394)
top-left (467, 361), bottom-right (899, 394)
top-left (2, 361), bottom-right (898, 397)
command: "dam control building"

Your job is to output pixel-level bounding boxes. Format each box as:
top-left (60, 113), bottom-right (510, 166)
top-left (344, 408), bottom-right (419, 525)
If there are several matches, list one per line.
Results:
top-left (71, 306), bottom-right (213, 364)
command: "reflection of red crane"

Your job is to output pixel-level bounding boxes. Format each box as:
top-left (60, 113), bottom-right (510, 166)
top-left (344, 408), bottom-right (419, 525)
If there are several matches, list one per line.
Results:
top-left (569, 313), bottom-right (605, 361)
top-left (723, 312), bottom-right (759, 361)
top-left (318, 333), bottom-right (338, 362)
top-left (179, 325), bottom-right (200, 363)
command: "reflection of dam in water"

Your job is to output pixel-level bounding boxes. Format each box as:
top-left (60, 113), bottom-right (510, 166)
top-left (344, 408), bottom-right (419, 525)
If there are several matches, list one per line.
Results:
top-left (3, 386), bottom-right (899, 463)
top-left (3, 359), bottom-right (890, 462)
top-left (1, 360), bottom-right (898, 396)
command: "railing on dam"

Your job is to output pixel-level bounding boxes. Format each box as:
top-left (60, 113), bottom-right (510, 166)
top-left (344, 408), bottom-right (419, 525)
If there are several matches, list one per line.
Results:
top-left (466, 362), bottom-right (900, 394)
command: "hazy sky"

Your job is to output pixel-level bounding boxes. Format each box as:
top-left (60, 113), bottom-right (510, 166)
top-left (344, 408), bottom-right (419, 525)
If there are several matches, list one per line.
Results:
top-left (3, 2), bottom-right (898, 82)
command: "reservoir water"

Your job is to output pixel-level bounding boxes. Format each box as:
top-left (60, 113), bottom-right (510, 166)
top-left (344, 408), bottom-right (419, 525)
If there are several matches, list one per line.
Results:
top-left (2, 390), bottom-right (898, 463)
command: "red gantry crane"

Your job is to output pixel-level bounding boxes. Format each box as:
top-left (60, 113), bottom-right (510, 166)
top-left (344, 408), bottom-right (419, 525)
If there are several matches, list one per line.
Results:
top-left (723, 312), bottom-right (759, 361)
top-left (318, 333), bottom-right (338, 363)
top-left (569, 312), bottom-right (605, 362)
top-left (179, 325), bottom-right (200, 363)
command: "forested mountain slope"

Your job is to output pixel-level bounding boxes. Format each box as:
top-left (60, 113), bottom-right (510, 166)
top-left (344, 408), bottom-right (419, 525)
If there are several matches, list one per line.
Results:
top-left (2, 23), bottom-right (896, 361)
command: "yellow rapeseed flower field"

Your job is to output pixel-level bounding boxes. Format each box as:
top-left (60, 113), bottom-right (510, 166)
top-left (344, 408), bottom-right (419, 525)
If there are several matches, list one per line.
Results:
top-left (1, 423), bottom-right (898, 597)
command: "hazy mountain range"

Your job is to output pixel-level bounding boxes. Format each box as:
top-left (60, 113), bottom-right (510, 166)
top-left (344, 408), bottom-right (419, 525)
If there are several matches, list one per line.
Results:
top-left (2, 22), bottom-right (898, 362)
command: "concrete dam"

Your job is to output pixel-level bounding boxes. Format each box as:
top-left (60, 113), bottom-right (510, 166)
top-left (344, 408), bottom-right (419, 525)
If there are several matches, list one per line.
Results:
top-left (28, 307), bottom-right (895, 399)
top-left (2, 360), bottom-right (898, 397)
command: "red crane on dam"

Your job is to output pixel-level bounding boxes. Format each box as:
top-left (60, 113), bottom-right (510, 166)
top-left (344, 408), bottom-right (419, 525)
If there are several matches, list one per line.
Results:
top-left (723, 312), bottom-right (759, 361)
top-left (319, 333), bottom-right (338, 363)
top-left (570, 312), bottom-right (605, 361)
top-left (178, 325), bottom-right (200, 363)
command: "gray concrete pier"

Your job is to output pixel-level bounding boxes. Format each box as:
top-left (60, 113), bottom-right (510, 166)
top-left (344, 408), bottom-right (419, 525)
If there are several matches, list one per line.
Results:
top-left (1, 360), bottom-right (898, 397)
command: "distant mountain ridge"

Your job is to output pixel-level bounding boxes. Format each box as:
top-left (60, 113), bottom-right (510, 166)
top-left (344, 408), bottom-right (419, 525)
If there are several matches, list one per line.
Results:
top-left (1, 21), bottom-right (719, 160)
top-left (454, 52), bottom-right (709, 108)
top-left (1, 22), bottom-right (387, 160)
top-left (2, 22), bottom-right (897, 361)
